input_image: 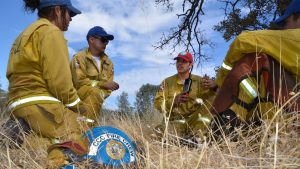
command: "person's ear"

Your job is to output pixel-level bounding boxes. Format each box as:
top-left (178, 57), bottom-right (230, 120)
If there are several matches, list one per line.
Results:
top-left (88, 36), bottom-right (95, 44)
top-left (54, 6), bottom-right (62, 17)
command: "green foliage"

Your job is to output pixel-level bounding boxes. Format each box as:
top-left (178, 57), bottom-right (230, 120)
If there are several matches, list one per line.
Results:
top-left (117, 91), bottom-right (133, 115)
top-left (134, 84), bottom-right (159, 116)
top-left (155, 0), bottom-right (293, 62)
top-left (214, 0), bottom-right (292, 41)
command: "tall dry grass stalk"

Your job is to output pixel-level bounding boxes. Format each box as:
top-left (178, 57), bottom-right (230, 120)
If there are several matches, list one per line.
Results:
top-left (0, 103), bottom-right (298, 168)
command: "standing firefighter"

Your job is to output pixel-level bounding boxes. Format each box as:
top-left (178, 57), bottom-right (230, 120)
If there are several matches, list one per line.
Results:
top-left (6, 0), bottom-right (90, 168)
top-left (154, 52), bottom-right (217, 144)
top-left (211, 0), bottom-right (300, 140)
top-left (71, 26), bottom-right (119, 121)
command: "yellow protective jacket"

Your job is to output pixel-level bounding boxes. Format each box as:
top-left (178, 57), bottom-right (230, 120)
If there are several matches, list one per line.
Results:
top-left (216, 29), bottom-right (300, 87)
top-left (70, 48), bottom-right (114, 98)
top-left (6, 18), bottom-right (81, 110)
top-left (154, 74), bottom-right (215, 120)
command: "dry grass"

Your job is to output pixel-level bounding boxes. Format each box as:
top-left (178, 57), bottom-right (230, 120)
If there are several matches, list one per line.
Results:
top-left (0, 106), bottom-right (299, 169)
top-left (103, 109), bottom-right (300, 169)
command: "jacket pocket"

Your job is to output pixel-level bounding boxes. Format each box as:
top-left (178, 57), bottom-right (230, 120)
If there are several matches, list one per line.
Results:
top-left (37, 103), bottom-right (64, 124)
top-left (86, 66), bottom-right (98, 78)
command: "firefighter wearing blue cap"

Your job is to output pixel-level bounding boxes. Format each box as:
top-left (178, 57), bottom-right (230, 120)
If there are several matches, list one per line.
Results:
top-left (6, 0), bottom-right (91, 168)
top-left (211, 0), bottom-right (300, 140)
top-left (71, 26), bottom-right (119, 121)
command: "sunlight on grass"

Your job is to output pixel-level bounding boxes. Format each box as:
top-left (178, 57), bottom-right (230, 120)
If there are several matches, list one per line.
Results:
top-left (0, 90), bottom-right (299, 168)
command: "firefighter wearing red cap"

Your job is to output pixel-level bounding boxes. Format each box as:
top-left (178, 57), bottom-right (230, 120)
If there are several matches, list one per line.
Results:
top-left (154, 51), bottom-right (217, 141)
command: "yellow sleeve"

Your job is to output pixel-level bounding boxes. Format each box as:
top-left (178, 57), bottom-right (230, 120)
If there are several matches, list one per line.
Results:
top-left (217, 29), bottom-right (300, 86)
top-left (109, 63), bottom-right (114, 81)
top-left (154, 81), bottom-right (166, 113)
top-left (215, 68), bottom-right (230, 87)
top-left (40, 30), bottom-right (80, 107)
top-left (216, 31), bottom-right (255, 87)
top-left (106, 60), bottom-right (114, 82)
top-left (154, 80), bottom-right (174, 113)
top-left (97, 58), bottom-right (114, 97)
top-left (97, 60), bottom-right (114, 87)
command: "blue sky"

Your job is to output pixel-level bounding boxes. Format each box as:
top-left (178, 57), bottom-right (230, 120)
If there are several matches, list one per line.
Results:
top-left (0, 0), bottom-right (230, 109)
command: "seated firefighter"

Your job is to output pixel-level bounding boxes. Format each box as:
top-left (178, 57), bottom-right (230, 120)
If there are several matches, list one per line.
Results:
top-left (154, 51), bottom-right (217, 143)
top-left (71, 26), bottom-right (119, 121)
top-left (211, 0), bottom-right (300, 140)
top-left (6, 0), bottom-right (91, 168)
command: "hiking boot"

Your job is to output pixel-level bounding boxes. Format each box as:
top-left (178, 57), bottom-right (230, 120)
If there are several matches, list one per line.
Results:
top-left (0, 118), bottom-right (31, 148)
top-left (210, 109), bottom-right (241, 142)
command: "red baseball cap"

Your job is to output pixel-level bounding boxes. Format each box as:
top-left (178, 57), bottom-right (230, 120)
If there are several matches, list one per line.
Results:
top-left (174, 51), bottom-right (193, 63)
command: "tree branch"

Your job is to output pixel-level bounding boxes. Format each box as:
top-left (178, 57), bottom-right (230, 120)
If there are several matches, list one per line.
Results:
top-left (154, 0), bottom-right (210, 65)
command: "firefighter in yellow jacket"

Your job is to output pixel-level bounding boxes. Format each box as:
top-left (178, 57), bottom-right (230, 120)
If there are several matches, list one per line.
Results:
top-left (154, 52), bottom-right (217, 141)
top-left (71, 26), bottom-right (119, 121)
top-left (6, 0), bottom-right (90, 168)
top-left (211, 0), bottom-right (300, 139)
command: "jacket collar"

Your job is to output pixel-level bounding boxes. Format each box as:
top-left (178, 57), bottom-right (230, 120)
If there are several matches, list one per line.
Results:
top-left (84, 48), bottom-right (110, 72)
top-left (85, 48), bottom-right (108, 62)
top-left (176, 74), bottom-right (197, 85)
top-left (37, 18), bottom-right (54, 25)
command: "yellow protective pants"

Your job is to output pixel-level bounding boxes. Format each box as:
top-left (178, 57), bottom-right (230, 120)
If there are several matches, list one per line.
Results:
top-left (77, 86), bottom-right (105, 121)
top-left (229, 75), bottom-right (277, 122)
top-left (154, 112), bottom-right (212, 142)
top-left (12, 103), bottom-right (90, 168)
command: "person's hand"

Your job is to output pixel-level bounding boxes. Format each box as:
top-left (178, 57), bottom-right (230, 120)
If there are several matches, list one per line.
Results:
top-left (174, 93), bottom-right (189, 106)
top-left (100, 81), bottom-right (119, 91)
top-left (202, 75), bottom-right (217, 89)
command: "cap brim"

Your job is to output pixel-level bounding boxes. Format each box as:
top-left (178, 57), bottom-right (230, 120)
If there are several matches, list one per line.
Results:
top-left (274, 13), bottom-right (289, 24)
top-left (67, 5), bottom-right (81, 17)
top-left (174, 56), bottom-right (189, 62)
top-left (103, 34), bottom-right (114, 40)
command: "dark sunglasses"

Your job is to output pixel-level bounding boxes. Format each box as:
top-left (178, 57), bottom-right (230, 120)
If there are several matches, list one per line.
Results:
top-left (93, 36), bottom-right (109, 44)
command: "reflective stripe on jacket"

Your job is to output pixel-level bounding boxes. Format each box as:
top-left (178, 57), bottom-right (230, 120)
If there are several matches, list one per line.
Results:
top-left (70, 48), bottom-right (114, 98)
top-left (8, 95), bottom-right (60, 111)
top-left (216, 29), bottom-right (300, 87)
top-left (6, 18), bottom-right (80, 110)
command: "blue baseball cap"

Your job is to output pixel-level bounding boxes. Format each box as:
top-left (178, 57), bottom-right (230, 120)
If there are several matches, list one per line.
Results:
top-left (37, 0), bottom-right (81, 17)
top-left (274, 0), bottom-right (300, 24)
top-left (86, 26), bottom-right (114, 41)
